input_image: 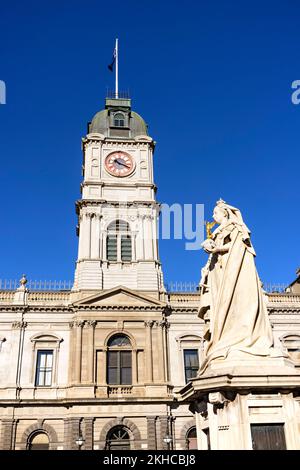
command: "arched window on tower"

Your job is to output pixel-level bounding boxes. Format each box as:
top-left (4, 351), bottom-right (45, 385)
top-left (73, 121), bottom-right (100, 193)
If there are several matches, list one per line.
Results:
top-left (114, 113), bottom-right (125, 127)
top-left (107, 334), bottom-right (132, 385)
top-left (107, 220), bottom-right (132, 262)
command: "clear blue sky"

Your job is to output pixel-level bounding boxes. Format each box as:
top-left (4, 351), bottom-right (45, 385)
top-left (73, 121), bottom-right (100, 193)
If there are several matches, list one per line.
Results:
top-left (0, 0), bottom-right (299, 287)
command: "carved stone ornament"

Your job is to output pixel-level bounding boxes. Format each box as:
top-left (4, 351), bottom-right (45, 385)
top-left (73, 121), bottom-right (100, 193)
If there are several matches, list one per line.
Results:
top-left (208, 392), bottom-right (228, 406)
top-left (12, 321), bottom-right (27, 329)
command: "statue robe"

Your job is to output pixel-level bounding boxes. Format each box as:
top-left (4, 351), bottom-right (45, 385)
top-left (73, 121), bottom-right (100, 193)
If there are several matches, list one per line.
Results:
top-left (199, 222), bottom-right (274, 373)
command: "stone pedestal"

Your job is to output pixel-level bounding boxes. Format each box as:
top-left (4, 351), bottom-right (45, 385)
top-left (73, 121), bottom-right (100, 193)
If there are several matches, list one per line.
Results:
top-left (177, 358), bottom-right (300, 450)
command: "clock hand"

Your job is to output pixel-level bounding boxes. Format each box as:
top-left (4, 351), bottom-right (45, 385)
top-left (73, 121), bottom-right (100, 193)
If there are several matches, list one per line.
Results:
top-left (115, 159), bottom-right (130, 168)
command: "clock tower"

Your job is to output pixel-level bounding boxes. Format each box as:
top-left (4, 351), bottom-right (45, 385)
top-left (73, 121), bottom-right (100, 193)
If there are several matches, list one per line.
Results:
top-left (73, 95), bottom-right (165, 294)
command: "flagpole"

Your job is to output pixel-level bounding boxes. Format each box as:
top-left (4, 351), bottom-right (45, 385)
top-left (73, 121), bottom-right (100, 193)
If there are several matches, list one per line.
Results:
top-left (115, 38), bottom-right (119, 99)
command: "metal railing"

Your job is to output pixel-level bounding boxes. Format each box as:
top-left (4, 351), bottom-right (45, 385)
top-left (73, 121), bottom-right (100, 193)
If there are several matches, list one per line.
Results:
top-left (0, 279), bottom-right (289, 294)
top-left (262, 283), bottom-right (288, 293)
top-left (166, 282), bottom-right (199, 293)
top-left (166, 281), bottom-right (289, 294)
top-left (106, 89), bottom-right (130, 99)
top-left (0, 279), bottom-right (73, 291)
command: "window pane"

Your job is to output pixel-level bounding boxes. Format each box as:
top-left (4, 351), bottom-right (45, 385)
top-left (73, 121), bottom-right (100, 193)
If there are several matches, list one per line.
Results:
top-left (37, 371), bottom-right (44, 386)
top-left (35, 351), bottom-right (53, 387)
top-left (107, 236), bottom-right (117, 261)
top-left (114, 114), bottom-right (125, 127)
top-left (108, 335), bottom-right (131, 347)
top-left (108, 351), bottom-right (118, 366)
top-left (121, 236), bottom-right (132, 261)
top-left (121, 351), bottom-right (131, 367)
top-left (184, 350), bottom-right (199, 383)
top-left (108, 367), bottom-right (118, 384)
top-left (46, 353), bottom-right (53, 367)
top-left (121, 367), bottom-right (132, 385)
top-left (38, 353), bottom-right (46, 368)
top-left (44, 371), bottom-right (52, 386)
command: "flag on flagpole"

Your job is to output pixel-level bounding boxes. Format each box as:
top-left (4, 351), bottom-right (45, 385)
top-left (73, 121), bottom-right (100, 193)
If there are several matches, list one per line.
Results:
top-left (108, 46), bottom-right (116, 72)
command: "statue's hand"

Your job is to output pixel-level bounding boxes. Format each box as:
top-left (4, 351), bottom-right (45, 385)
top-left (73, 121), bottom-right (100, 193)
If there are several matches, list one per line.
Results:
top-left (201, 239), bottom-right (216, 253)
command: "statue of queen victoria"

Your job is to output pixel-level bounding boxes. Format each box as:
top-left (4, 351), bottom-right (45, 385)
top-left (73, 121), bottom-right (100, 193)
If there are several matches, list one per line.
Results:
top-left (198, 199), bottom-right (277, 373)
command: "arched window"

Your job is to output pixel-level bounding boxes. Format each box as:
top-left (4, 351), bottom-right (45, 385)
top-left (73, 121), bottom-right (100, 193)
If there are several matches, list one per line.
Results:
top-left (107, 334), bottom-right (132, 385)
top-left (28, 432), bottom-right (49, 450)
top-left (107, 220), bottom-right (132, 262)
top-left (186, 427), bottom-right (197, 450)
top-left (106, 426), bottom-right (131, 450)
top-left (114, 113), bottom-right (125, 127)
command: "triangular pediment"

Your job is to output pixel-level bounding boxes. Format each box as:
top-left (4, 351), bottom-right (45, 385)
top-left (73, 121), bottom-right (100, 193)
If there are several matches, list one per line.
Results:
top-left (73, 286), bottom-right (166, 308)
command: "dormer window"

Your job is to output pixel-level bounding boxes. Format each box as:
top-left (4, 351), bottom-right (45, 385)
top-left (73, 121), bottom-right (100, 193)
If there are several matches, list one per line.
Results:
top-left (114, 113), bottom-right (125, 127)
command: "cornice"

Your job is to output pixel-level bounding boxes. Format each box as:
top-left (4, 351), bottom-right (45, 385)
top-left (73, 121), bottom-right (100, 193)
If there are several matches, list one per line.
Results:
top-left (81, 181), bottom-right (157, 189)
top-left (74, 304), bottom-right (167, 312)
top-left (269, 308), bottom-right (300, 314)
top-left (76, 199), bottom-right (160, 210)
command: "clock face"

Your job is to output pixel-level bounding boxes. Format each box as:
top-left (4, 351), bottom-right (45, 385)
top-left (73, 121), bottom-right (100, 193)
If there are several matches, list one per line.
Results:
top-left (104, 151), bottom-right (135, 177)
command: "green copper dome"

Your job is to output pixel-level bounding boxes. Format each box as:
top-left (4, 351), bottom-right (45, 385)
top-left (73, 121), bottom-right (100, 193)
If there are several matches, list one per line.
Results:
top-left (88, 97), bottom-right (148, 138)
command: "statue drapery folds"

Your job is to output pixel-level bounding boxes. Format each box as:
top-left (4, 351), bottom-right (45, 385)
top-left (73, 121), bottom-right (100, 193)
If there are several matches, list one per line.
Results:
top-left (198, 200), bottom-right (275, 373)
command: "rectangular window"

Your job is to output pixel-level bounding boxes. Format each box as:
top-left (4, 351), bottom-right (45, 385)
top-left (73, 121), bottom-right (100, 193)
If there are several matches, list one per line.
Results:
top-left (35, 350), bottom-right (53, 386)
top-left (184, 349), bottom-right (199, 383)
top-left (107, 351), bottom-right (132, 385)
top-left (121, 235), bottom-right (132, 262)
top-left (251, 424), bottom-right (286, 450)
top-left (120, 351), bottom-right (132, 385)
top-left (107, 236), bottom-right (117, 261)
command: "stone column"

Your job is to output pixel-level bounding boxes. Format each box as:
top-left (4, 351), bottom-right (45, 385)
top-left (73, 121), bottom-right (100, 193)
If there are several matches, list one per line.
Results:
top-left (147, 416), bottom-right (157, 450)
top-left (159, 416), bottom-right (169, 450)
top-left (132, 233), bottom-right (137, 261)
top-left (144, 215), bottom-right (153, 260)
top-left (0, 419), bottom-right (15, 450)
top-left (160, 319), bottom-right (169, 382)
top-left (86, 212), bottom-right (92, 258)
top-left (157, 320), bottom-right (166, 382)
top-left (74, 320), bottom-right (84, 384)
top-left (80, 213), bottom-right (90, 259)
top-left (96, 349), bottom-right (107, 386)
top-left (152, 212), bottom-right (158, 260)
top-left (86, 321), bottom-right (96, 384)
top-left (64, 417), bottom-right (81, 450)
top-left (68, 322), bottom-right (75, 383)
top-left (132, 349), bottom-right (138, 385)
top-left (144, 321), bottom-right (154, 382)
top-left (77, 215), bottom-right (84, 259)
top-left (96, 214), bottom-right (102, 259)
top-left (90, 214), bottom-right (97, 259)
top-left (83, 417), bottom-right (94, 450)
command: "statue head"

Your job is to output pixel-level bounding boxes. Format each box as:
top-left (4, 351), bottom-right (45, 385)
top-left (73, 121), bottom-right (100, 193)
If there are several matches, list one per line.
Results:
top-left (212, 199), bottom-right (252, 243)
top-left (213, 199), bottom-right (229, 225)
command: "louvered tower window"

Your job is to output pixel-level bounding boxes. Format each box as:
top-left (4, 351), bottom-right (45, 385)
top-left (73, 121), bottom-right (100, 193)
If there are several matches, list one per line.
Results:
top-left (107, 220), bottom-right (132, 262)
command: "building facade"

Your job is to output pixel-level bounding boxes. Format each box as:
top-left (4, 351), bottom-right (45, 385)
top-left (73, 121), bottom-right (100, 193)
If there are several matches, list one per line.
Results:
top-left (0, 96), bottom-right (299, 450)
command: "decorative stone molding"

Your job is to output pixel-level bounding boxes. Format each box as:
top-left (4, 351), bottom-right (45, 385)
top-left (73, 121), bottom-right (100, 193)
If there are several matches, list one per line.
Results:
top-left (12, 321), bottom-right (27, 329)
top-left (208, 392), bottom-right (229, 407)
top-left (85, 320), bottom-right (97, 328)
top-left (144, 320), bottom-right (155, 328)
top-left (159, 319), bottom-right (170, 329)
top-left (20, 422), bottom-right (59, 450)
top-left (73, 320), bottom-right (85, 327)
top-left (0, 337), bottom-right (6, 352)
